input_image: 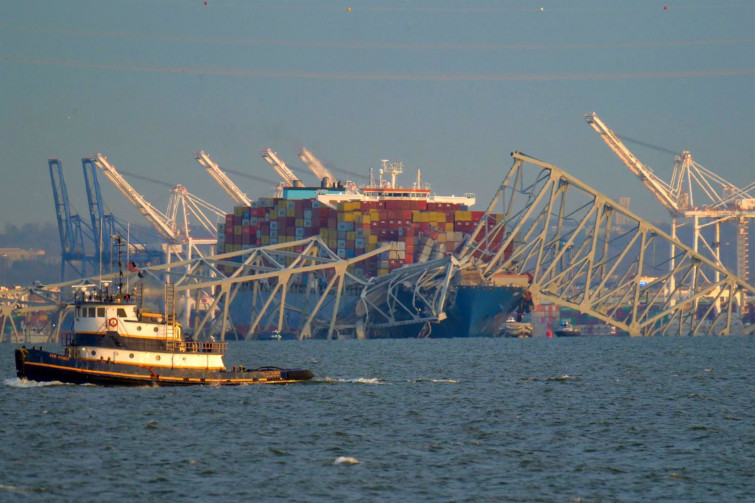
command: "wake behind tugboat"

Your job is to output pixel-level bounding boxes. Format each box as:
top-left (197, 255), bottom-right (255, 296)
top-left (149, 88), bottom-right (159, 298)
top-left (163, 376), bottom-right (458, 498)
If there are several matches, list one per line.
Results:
top-left (14, 249), bottom-right (313, 386)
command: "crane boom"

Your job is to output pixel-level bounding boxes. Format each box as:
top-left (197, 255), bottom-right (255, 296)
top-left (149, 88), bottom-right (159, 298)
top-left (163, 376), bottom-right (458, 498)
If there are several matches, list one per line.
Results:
top-left (260, 148), bottom-right (301, 187)
top-left (194, 151), bottom-right (251, 206)
top-left (585, 113), bottom-right (681, 215)
top-left (93, 154), bottom-right (179, 242)
top-left (298, 147), bottom-right (334, 182)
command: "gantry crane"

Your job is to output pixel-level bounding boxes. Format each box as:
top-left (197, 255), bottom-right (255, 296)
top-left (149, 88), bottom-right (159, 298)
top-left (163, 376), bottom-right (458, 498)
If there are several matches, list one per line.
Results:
top-left (93, 153), bottom-right (223, 263)
top-left (48, 159), bottom-right (92, 280)
top-left (298, 147), bottom-right (335, 185)
top-left (586, 113), bottom-right (754, 286)
top-left (194, 150), bottom-right (251, 206)
top-left (260, 148), bottom-right (303, 188)
top-left (81, 157), bottom-right (162, 270)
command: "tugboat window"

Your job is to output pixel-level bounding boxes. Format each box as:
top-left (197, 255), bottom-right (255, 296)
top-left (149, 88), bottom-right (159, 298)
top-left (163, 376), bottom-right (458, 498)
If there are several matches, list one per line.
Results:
top-left (91, 351), bottom-right (96, 356)
top-left (89, 308), bottom-right (96, 317)
top-left (155, 355), bottom-right (161, 361)
top-left (129, 353), bottom-right (134, 359)
top-left (154, 327), bottom-right (159, 333)
top-left (137, 326), bottom-right (142, 331)
top-left (97, 308), bottom-right (105, 317)
top-left (117, 308), bottom-right (127, 317)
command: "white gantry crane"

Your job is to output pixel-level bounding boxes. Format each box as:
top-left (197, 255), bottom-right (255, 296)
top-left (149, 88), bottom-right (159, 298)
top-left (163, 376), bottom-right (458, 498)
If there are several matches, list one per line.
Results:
top-left (260, 148), bottom-right (302, 188)
top-left (298, 147), bottom-right (334, 185)
top-left (93, 153), bottom-right (223, 262)
top-left (586, 113), bottom-right (754, 288)
top-left (194, 150), bottom-right (251, 206)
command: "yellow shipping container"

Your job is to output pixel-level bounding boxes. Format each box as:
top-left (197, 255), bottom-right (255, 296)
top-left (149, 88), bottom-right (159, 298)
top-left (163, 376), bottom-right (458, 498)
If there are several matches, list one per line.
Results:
top-left (261, 236), bottom-right (270, 245)
top-left (347, 231), bottom-right (356, 241)
top-left (296, 218), bottom-right (304, 227)
top-left (368, 234), bottom-right (378, 244)
top-left (343, 211), bottom-right (355, 222)
top-left (446, 222), bottom-right (454, 232)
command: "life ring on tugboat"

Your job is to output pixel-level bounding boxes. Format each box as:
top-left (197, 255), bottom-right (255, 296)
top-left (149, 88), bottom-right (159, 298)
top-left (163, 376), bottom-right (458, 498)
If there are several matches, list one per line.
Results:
top-left (108, 317), bottom-right (118, 328)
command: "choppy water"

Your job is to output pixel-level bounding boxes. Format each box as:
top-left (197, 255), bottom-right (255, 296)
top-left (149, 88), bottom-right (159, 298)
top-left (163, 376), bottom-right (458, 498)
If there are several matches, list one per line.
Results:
top-left (1, 335), bottom-right (753, 502)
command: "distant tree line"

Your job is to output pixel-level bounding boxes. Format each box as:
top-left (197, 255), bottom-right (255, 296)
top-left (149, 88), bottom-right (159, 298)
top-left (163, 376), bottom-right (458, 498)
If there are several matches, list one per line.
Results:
top-left (0, 222), bottom-right (61, 287)
top-left (0, 222), bottom-right (60, 253)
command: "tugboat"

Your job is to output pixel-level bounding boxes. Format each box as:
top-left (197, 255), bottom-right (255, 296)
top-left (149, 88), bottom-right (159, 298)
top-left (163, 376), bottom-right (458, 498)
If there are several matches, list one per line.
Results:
top-left (14, 245), bottom-right (314, 386)
top-left (554, 321), bottom-right (581, 337)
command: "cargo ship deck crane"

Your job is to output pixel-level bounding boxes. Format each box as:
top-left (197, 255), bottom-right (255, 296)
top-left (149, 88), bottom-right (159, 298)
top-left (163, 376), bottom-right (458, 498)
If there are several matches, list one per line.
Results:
top-left (586, 113), bottom-right (754, 288)
top-left (194, 150), bottom-right (251, 206)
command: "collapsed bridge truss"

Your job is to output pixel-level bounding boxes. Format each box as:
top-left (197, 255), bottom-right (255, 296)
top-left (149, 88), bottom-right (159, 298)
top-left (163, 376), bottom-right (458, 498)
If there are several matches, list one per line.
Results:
top-left (0, 237), bottom-right (393, 342)
top-left (459, 151), bottom-right (754, 336)
top-left (3, 151), bottom-right (753, 341)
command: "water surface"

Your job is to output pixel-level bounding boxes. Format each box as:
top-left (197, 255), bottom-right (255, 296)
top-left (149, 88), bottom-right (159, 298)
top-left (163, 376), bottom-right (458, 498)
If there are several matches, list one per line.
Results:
top-left (1, 336), bottom-right (753, 502)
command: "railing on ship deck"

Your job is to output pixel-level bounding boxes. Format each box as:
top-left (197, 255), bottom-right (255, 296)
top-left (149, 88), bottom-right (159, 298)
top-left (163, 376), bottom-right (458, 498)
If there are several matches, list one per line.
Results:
top-left (165, 340), bottom-right (228, 353)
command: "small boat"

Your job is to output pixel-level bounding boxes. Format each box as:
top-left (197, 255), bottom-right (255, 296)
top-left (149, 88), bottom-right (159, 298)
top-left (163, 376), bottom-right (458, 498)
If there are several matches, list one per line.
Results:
top-left (554, 321), bottom-right (581, 337)
top-left (498, 316), bottom-right (533, 338)
top-left (14, 280), bottom-right (314, 386)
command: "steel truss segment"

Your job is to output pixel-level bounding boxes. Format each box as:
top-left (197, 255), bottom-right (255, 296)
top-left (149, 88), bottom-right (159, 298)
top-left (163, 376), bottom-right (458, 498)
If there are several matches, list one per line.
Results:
top-left (355, 257), bottom-right (459, 328)
top-left (487, 151), bottom-right (754, 336)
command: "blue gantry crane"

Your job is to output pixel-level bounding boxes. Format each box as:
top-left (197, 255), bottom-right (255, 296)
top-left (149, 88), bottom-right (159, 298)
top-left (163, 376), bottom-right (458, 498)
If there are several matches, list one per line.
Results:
top-left (48, 158), bottom-right (93, 280)
top-left (81, 157), bottom-right (164, 271)
top-left (49, 158), bottom-right (165, 282)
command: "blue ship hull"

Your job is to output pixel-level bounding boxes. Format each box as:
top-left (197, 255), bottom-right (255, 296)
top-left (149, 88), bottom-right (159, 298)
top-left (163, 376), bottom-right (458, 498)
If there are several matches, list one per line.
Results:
top-left (367, 284), bottom-right (526, 338)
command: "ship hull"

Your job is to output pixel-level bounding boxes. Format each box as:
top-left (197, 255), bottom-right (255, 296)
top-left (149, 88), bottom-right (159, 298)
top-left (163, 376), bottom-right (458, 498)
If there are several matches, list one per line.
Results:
top-left (15, 347), bottom-right (313, 386)
top-left (554, 330), bottom-right (581, 337)
top-left (366, 284), bottom-right (525, 338)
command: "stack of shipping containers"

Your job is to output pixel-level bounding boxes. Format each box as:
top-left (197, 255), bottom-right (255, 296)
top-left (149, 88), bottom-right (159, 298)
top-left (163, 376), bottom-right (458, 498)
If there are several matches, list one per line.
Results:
top-left (216, 196), bottom-right (504, 278)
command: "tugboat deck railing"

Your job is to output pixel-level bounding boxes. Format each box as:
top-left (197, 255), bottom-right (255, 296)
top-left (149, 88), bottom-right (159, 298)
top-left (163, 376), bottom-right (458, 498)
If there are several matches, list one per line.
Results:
top-left (166, 340), bottom-right (228, 354)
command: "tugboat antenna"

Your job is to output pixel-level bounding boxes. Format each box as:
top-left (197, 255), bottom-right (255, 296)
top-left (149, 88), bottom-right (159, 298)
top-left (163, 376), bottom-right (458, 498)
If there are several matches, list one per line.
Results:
top-left (112, 234), bottom-right (124, 296)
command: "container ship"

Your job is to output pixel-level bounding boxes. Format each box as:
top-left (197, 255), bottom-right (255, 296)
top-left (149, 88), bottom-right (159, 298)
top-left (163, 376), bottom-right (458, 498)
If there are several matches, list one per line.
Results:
top-left (214, 162), bottom-right (530, 338)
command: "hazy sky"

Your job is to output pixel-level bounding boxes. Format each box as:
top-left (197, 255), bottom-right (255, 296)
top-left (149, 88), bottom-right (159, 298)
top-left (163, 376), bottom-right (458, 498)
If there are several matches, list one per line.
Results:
top-left (1, 0), bottom-right (753, 233)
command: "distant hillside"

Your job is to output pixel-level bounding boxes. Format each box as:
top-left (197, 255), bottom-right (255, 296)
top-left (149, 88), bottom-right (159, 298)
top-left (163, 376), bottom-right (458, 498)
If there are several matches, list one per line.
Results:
top-left (0, 222), bottom-right (61, 287)
top-left (0, 222), bottom-right (60, 254)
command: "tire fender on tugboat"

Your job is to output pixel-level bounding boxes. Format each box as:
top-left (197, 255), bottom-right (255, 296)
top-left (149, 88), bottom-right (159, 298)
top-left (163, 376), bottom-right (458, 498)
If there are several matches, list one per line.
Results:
top-left (14, 347), bottom-right (28, 379)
